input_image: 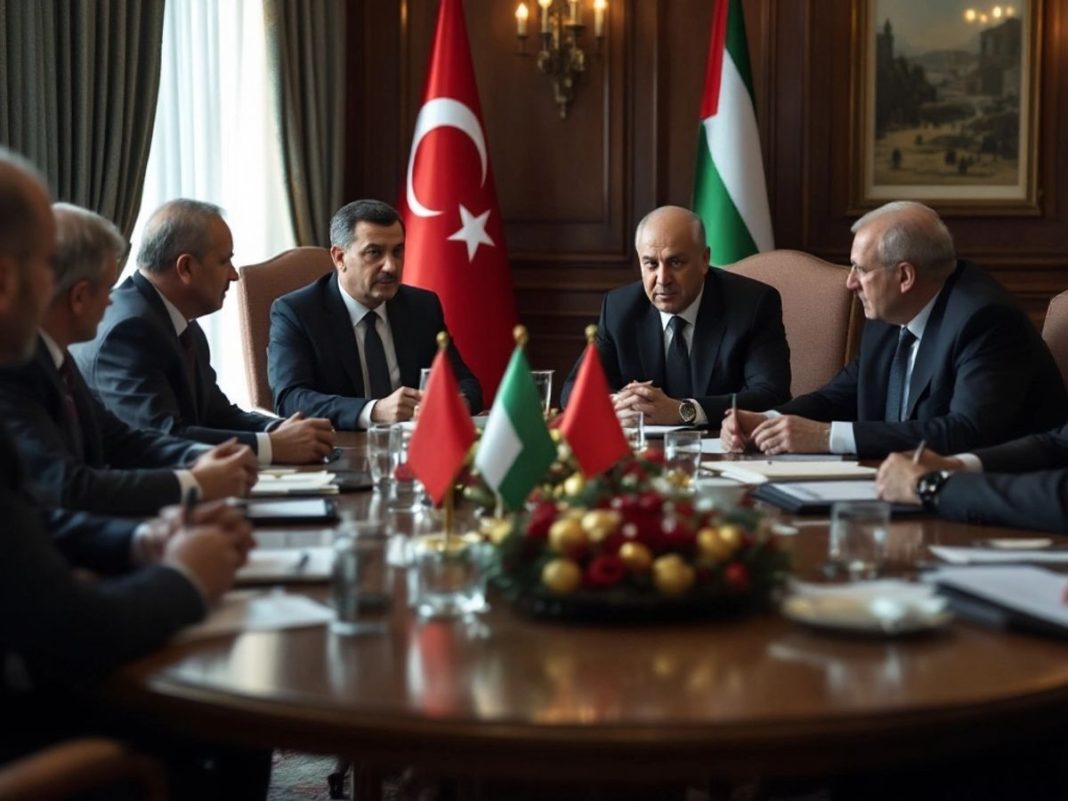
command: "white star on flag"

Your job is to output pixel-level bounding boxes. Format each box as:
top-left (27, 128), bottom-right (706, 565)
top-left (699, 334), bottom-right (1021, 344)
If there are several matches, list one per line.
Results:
top-left (447, 204), bottom-right (495, 262)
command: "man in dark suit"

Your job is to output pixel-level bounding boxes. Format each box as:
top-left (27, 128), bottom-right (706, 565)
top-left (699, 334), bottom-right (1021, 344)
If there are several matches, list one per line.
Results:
top-left (269, 199), bottom-right (482, 429)
top-left (0, 148), bottom-right (263, 795)
top-left (875, 423), bottom-right (1068, 532)
top-left (559, 205), bottom-right (790, 426)
top-left (723, 201), bottom-right (1067, 458)
top-left (0, 204), bottom-right (259, 517)
top-left (72, 199), bottom-right (335, 464)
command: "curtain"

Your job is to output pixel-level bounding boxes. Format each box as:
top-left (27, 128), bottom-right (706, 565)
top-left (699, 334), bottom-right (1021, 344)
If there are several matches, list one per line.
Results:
top-left (264, 0), bottom-right (346, 247)
top-left (0, 0), bottom-right (164, 238)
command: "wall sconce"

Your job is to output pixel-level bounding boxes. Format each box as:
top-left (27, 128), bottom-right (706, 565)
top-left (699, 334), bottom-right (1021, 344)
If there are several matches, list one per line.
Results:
top-left (515, 0), bottom-right (607, 119)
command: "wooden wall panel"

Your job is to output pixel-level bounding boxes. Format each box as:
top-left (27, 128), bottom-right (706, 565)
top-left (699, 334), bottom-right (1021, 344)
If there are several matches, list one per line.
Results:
top-left (346, 0), bottom-right (1068, 397)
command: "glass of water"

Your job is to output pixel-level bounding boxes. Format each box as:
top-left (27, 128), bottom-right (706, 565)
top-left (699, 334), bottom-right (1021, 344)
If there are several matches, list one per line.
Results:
top-left (388, 424), bottom-right (423, 511)
top-left (829, 501), bottom-right (889, 580)
top-left (410, 533), bottom-right (488, 619)
top-left (530, 370), bottom-right (554, 417)
top-left (331, 518), bottom-right (392, 635)
top-left (620, 410), bottom-right (645, 452)
top-left (367, 423), bottom-right (392, 491)
top-left (664, 430), bottom-right (703, 484)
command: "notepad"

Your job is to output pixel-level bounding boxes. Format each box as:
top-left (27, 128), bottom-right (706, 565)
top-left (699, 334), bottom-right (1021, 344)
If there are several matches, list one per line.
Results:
top-left (236, 547), bottom-right (335, 585)
top-left (711, 461), bottom-right (876, 484)
top-left (244, 498), bottom-right (338, 525)
top-left (250, 471), bottom-right (339, 497)
top-left (174, 590), bottom-right (334, 642)
top-left (926, 566), bottom-right (1068, 636)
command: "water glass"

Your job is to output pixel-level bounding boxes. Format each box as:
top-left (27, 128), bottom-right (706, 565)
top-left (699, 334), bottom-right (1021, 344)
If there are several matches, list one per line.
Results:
top-left (829, 501), bottom-right (889, 580)
top-left (331, 519), bottom-right (392, 635)
top-left (620, 410), bottom-right (645, 452)
top-left (388, 424), bottom-right (423, 511)
top-left (530, 370), bottom-right (554, 416)
top-left (367, 423), bottom-right (393, 491)
top-left (664, 430), bottom-right (703, 483)
top-left (410, 533), bottom-right (488, 619)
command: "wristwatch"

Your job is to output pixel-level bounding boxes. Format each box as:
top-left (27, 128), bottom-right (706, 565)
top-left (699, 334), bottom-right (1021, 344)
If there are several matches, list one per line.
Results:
top-left (915, 470), bottom-right (951, 511)
top-left (678, 400), bottom-right (698, 425)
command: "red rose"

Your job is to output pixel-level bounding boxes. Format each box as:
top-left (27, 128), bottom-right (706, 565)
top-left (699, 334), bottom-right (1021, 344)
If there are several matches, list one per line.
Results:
top-left (585, 554), bottom-right (627, 588)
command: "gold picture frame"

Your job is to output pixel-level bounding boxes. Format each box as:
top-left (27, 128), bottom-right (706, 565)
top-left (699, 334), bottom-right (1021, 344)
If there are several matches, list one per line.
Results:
top-left (850, 0), bottom-right (1041, 215)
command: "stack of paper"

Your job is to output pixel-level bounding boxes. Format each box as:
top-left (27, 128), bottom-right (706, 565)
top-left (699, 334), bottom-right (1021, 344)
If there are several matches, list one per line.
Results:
top-left (237, 546), bottom-right (335, 584)
top-left (926, 566), bottom-right (1068, 635)
top-left (251, 471), bottom-right (339, 496)
top-left (930, 546), bottom-right (1068, 565)
top-left (711, 461), bottom-right (876, 485)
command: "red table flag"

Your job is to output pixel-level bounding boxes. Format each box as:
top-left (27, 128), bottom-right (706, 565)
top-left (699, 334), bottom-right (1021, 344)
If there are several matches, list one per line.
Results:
top-left (408, 345), bottom-right (476, 506)
top-left (559, 340), bottom-right (630, 477)
top-left (399, 0), bottom-right (518, 404)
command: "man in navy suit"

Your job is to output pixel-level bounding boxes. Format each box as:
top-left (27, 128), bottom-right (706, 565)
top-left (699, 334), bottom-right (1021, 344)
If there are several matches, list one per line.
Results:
top-left (73, 199), bottom-right (335, 464)
top-left (723, 201), bottom-right (1067, 458)
top-left (560, 205), bottom-right (791, 426)
top-left (0, 204), bottom-right (259, 517)
top-left (268, 199), bottom-right (482, 429)
top-left (875, 423), bottom-right (1068, 532)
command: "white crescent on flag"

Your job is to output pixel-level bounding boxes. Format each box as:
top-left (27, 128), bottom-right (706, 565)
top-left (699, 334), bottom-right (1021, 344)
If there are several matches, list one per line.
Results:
top-left (405, 97), bottom-right (487, 218)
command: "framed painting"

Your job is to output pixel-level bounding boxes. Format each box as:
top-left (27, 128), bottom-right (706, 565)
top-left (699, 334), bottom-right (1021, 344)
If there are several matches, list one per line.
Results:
top-left (850, 0), bottom-right (1042, 214)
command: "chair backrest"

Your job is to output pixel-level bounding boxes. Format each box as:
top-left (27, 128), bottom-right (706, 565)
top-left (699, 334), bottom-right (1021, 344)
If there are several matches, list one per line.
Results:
top-left (236, 246), bottom-right (335, 411)
top-left (1041, 289), bottom-right (1068, 388)
top-left (731, 249), bottom-right (863, 397)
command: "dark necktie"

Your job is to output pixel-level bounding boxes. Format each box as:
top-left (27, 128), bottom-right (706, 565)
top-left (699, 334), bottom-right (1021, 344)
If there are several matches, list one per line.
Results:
top-left (884, 327), bottom-right (917, 422)
top-left (664, 315), bottom-right (692, 399)
top-left (178, 325), bottom-right (201, 415)
top-left (58, 356), bottom-right (85, 461)
top-left (363, 313), bottom-right (392, 399)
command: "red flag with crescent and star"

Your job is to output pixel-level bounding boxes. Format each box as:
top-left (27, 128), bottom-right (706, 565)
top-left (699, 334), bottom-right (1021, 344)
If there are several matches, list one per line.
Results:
top-left (399, 0), bottom-right (518, 406)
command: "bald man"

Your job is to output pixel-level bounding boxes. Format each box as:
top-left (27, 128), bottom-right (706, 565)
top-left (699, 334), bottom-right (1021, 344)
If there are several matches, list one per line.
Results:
top-left (723, 201), bottom-right (1067, 458)
top-left (560, 205), bottom-right (791, 426)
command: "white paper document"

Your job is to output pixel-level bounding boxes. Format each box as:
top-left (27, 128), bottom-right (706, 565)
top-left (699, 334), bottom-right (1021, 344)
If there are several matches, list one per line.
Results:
top-left (250, 471), bottom-right (339, 496)
top-left (926, 566), bottom-right (1068, 631)
top-left (710, 461), bottom-right (876, 484)
top-left (644, 425), bottom-right (687, 438)
top-left (175, 590), bottom-right (334, 643)
top-left (236, 547), bottom-right (335, 585)
top-left (761, 480), bottom-right (880, 502)
top-left (930, 546), bottom-right (1068, 565)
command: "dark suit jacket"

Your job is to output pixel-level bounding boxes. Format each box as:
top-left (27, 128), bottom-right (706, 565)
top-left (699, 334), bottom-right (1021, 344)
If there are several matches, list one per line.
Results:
top-left (72, 271), bottom-right (276, 450)
top-left (559, 270), bottom-right (791, 422)
top-left (268, 274), bottom-right (482, 429)
top-left (937, 470), bottom-right (1068, 533)
top-left (0, 337), bottom-right (201, 516)
top-left (971, 421), bottom-right (1068, 473)
top-left (776, 261), bottom-right (1068, 458)
top-left (0, 427), bottom-right (203, 702)
top-left (42, 507), bottom-right (143, 576)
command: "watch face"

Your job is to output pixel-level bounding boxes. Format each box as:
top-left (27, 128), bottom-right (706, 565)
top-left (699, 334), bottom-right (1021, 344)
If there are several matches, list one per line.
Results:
top-left (679, 401), bottom-right (697, 424)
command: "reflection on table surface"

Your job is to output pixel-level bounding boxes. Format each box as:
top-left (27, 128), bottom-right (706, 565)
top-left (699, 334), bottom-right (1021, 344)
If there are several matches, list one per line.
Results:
top-left (106, 432), bottom-right (1068, 780)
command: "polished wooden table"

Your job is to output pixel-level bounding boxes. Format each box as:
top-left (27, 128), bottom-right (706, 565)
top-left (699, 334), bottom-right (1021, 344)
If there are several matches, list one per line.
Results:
top-left (103, 434), bottom-right (1068, 783)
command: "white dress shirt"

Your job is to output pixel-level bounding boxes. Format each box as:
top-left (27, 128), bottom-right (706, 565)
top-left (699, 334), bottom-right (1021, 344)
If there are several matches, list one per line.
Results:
top-left (336, 284), bottom-right (402, 429)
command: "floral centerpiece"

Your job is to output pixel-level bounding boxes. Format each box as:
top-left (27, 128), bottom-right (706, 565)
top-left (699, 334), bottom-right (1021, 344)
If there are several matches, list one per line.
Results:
top-left (479, 447), bottom-right (791, 623)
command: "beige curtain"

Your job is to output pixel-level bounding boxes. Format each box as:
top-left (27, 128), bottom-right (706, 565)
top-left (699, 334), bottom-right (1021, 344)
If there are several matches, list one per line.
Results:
top-left (0, 0), bottom-right (165, 238)
top-left (264, 0), bottom-right (346, 247)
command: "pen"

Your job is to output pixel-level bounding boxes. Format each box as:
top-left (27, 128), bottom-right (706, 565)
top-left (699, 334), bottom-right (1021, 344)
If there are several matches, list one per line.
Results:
top-left (912, 439), bottom-right (927, 465)
top-left (294, 551), bottom-right (310, 575)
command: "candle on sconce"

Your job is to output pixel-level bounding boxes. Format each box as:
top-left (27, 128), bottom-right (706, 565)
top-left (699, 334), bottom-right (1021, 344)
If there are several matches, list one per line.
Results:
top-left (516, 2), bottom-right (529, 36)
top-left (538, 0), bottom-right (552, 34)
top-left (594, 0), bottom-right (606, 36)
top-left (568, 0), bottom-right (580, 25)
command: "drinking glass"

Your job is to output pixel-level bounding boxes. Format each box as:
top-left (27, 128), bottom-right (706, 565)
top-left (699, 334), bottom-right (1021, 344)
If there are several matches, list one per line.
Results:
top-left (367, 423), bottom-right (393, 491)
top-left (664, 430), bottom-right (703, 483)
top-left (829, 501), bottom-right (889, 580)
top-left (331, 518), bottom-right (392, 635)
top-left (388, 424), bottom-right (423, 511)
top-left (620, 410), bottom-right (645, 452)
top-left (410, 533), bottom-right (488, 619)
top-left (530, 370), bottom-right (554, 417)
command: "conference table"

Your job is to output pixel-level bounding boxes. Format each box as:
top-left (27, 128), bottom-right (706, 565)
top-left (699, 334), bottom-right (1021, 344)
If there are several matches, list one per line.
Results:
top-left (101, 433), bottom-right (1068, 788)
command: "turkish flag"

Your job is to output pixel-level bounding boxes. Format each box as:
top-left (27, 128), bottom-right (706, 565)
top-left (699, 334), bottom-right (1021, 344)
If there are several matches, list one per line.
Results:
top-left (559, 343), bottom-right (630, 477)
top-left (408, 345), bottom-right (476, 506)
top-left (399, 0), bottom-right (518, 405)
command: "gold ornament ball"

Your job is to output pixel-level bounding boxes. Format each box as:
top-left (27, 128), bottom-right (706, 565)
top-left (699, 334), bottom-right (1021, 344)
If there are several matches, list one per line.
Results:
top-left (619, 541), bottom-right (653, 573)
top-left (548, 518), bottom-right (588, 555)
top-left (717, 524), bottom-right (743, 550)
top-left (562, 472), bottom-right (586, 497)
top-left (581, 509), bottom-right (622, 543)
top-left (652, 554), bottom-right (696, 597)
top-left (479, 517), bottom-right (513, 545)
top-left (697, 527), bottom-right (733, 562)
top-left (542, 558), bottom-right (583, 594)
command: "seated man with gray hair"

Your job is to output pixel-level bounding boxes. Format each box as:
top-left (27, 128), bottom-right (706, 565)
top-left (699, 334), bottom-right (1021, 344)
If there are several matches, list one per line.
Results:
top-left (722, 200), bottom-right (1067, 458)
top-left (73, 199), bottom-right (335, 464)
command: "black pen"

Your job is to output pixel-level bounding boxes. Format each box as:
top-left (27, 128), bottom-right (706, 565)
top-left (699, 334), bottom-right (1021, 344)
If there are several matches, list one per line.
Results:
top-left (294, 551), bottom-right (310, 574)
